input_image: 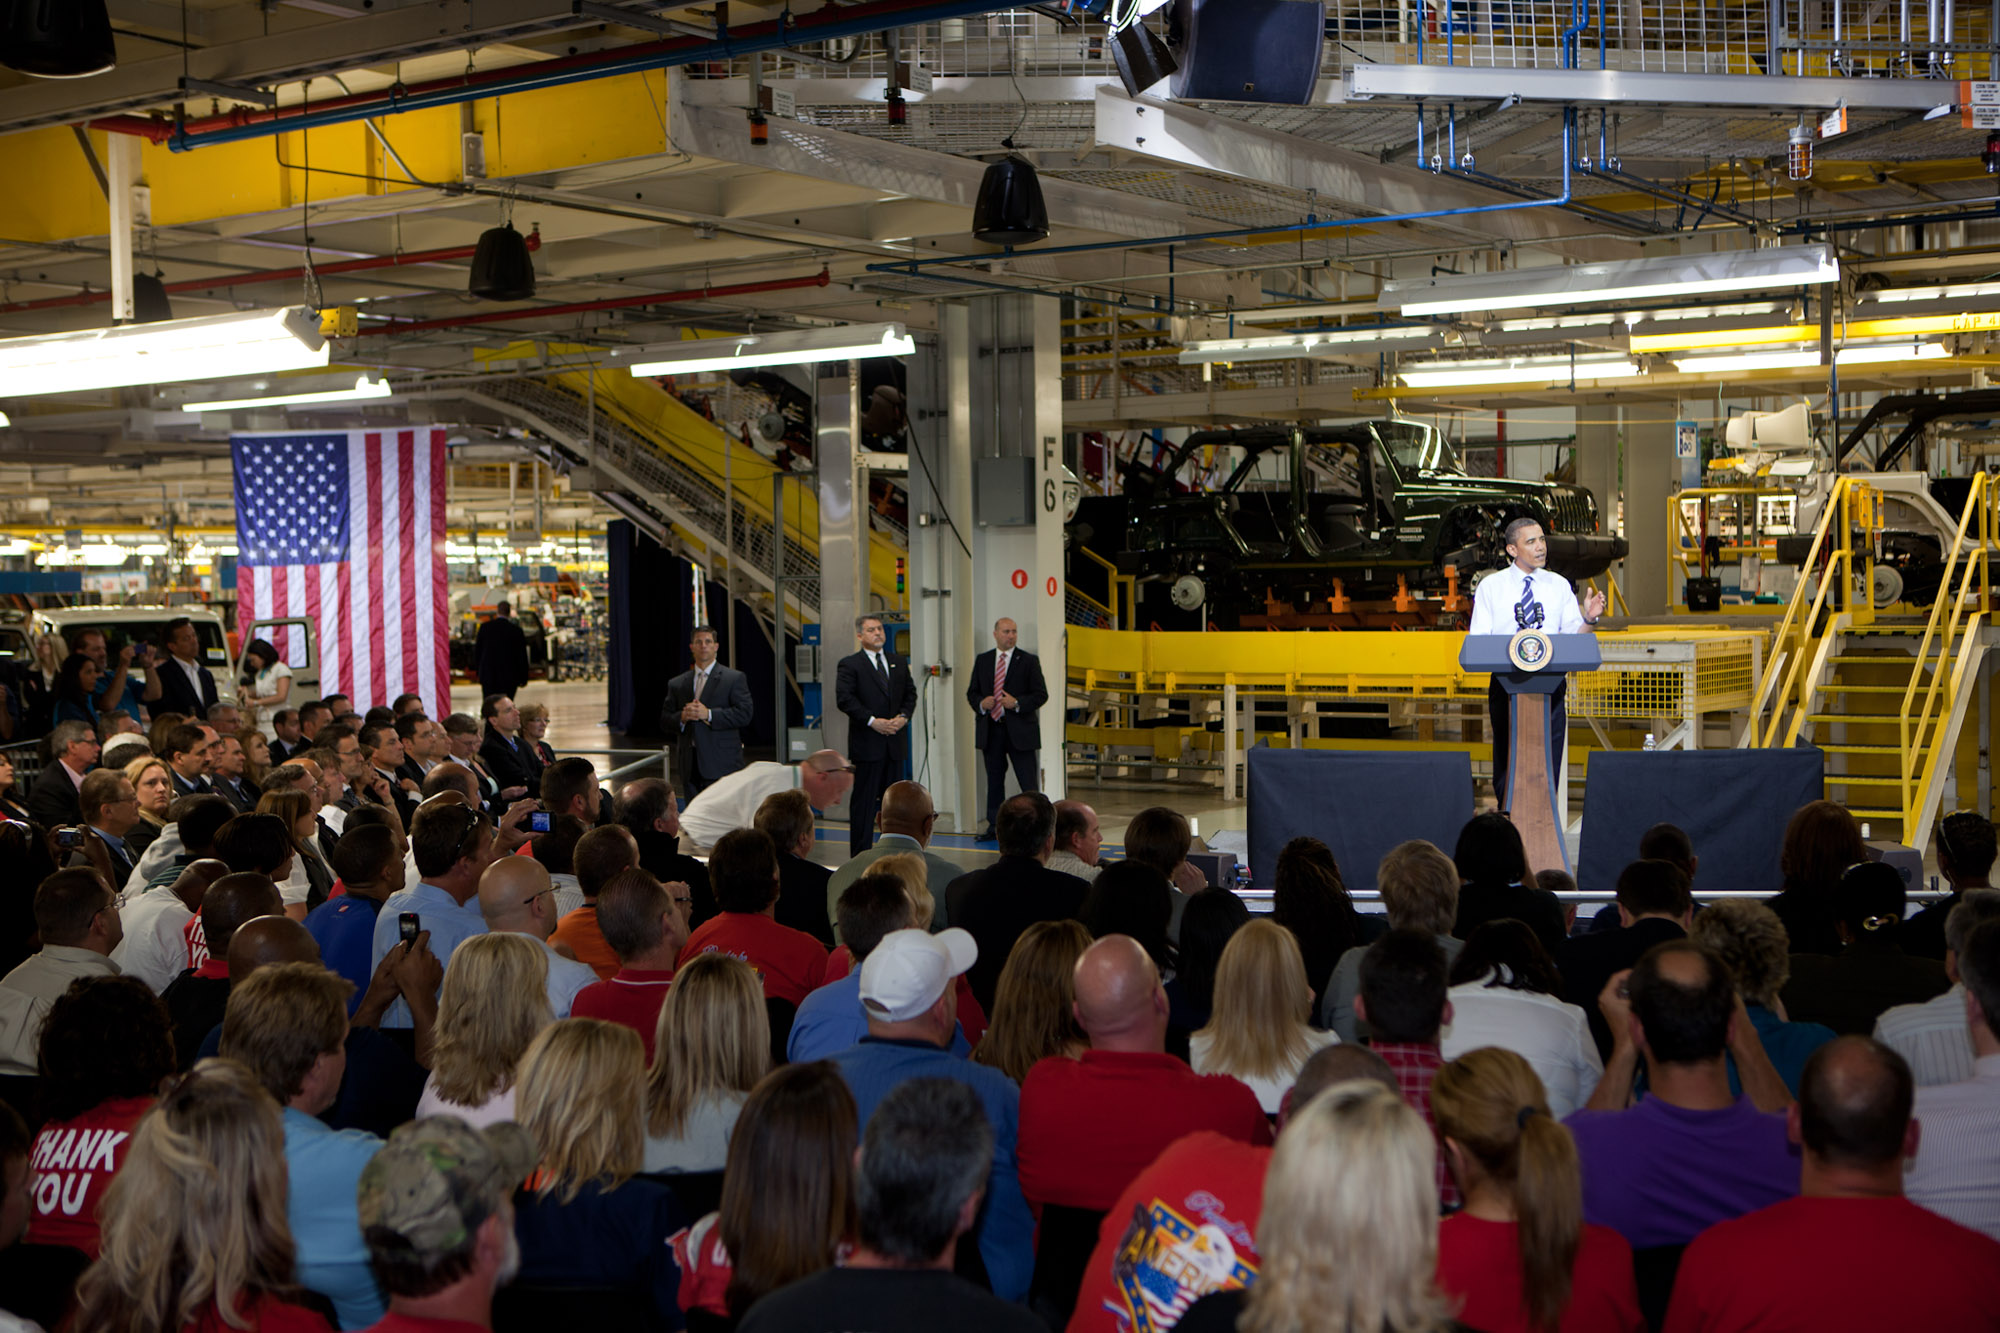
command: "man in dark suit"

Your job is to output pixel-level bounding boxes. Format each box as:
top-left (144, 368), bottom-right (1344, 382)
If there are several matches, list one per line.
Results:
top-left (833, 614), bottom-right (916, 857)
top-left (659, 624), bottom-right (755, 802)
top-left (966, 616), bottom-right (1047, 841)
top-left (1556, 858), bottom-right (1692, 1058)
top-left (74, 768), bottom-right (140, 886)
top-left (944, 792), bottom-right (1088, 1012)
top-left (473, 602), bottom-right (531, 702)
top-left (162, 722), bottom-right (217, 800)
top-left (151, 617), bottom-right (218, 719)
top-left (27, 720), bottom-right (99, 828)
top-left (478, 693), bottom-right (539, 800)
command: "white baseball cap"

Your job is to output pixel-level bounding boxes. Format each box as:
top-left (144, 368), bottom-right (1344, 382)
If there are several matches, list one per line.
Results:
top-left (859, 928), bottom-right (979, 1024)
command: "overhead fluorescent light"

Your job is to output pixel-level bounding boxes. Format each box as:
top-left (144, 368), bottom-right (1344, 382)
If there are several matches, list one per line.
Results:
top-left (616, 323), bottom-right (914, 376)
top-left (0, 411), bottom-right (10, 428)
top-left (1865, 279), bottom-right (2000, 304)
top-left (1396, 354), bottom-right (1643, 388)
top-left (188, 374), bottom-right (392, 413)
top-left (0, 307), bottom-right (327, 398)
top-left (1386, 245), bottom-right (1839, 317)
top-left (1179, 327), bottom-right (1440, 365)
top-left (1671, 342), bottom-right (1949, 374)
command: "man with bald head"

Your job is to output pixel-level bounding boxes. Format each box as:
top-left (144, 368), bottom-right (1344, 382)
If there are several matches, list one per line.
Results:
top-left (1017, 935), bottom-right (1269, 1218)
top-left (1668, 1036), bottom-right (2000, 1330)
top-left (676, 748), bottom-right (855, 852)
top-left (162, 870), bottom-right (282, 1069)
top-left (476, 854), bottom-right (597, 1018)
top-left (967, 616), bottom-right (1047, 840)
top-left (824, 780), bottom-right (960, 934)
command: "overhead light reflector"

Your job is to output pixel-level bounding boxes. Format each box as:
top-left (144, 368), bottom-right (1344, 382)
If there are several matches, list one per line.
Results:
top-left (1179, 327), bottom-right (1440, 364)
top-left (1386, 245), bottom-right (1839, 317)
top-left (188, 374), bottom-right (393, 413)
top-left (0, 306), bottom-right (327, 398)
top-left (1396, 354), bottom-right (1643, 388)
top-left (1671, 342), bottom-right (1948, 374)
top-left (617, 323), bottom-right (914, 376)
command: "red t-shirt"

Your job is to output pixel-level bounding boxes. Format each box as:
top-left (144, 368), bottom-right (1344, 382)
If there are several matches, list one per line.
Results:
top-left (27, 1093), bottom-right (153, 1256)
top-left (1437, 1214), bottom-right (1643, 1333)
top-left (677, 912), bottom-right (829, 1007)
top-left (570, 968), bottom-right (676, 1060)
top-left (551, 906), bottom-right (621, 981)
top-left (1665, 1194), bottom-right (2000, 1332)
top-left (184, 1293), bottom-right (335, 1332)
top-left (822, 949), bottom-right (989, 1048)
top-left (1067, 1132), bottom-right (1270, 1333)
top-left (1018, 1050), bottom-right (1272, 1212)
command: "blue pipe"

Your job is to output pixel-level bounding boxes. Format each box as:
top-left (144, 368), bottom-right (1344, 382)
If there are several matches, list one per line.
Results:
top-left (159, 0), bottom-right (1021, 151)
top-left (866, 111), bottom-right (1578, 278)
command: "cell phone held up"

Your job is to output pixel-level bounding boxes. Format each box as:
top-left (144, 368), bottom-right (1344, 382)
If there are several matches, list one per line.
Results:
top-left (55, 826), bottom-right (86, 851)
top-left (399, 912), bottom-right (420, 948)
top-left (528, 811), bottom-right (552, 834)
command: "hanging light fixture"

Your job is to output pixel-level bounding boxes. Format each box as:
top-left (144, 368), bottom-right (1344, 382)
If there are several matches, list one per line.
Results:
top-left (0, 0), bottom-right (116, 78)
top-left (0, 306), bottom-right (327, 397)
top-left (468, 222), bottom-right (536, 302)
top-left (972, 155), bottom-right (1050, 247)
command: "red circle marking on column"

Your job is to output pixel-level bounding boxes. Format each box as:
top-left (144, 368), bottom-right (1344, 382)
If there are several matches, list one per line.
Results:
top-left (1011, 568), bottom-right (1029, 589)
top-left (1046, 576), bottom-right (1059, 597)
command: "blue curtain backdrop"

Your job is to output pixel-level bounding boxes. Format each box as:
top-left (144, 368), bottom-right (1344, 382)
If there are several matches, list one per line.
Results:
top-left (1247, 748), bottom-right (1475, 893)
top-left (1575, 748), bottom-right (1825, 895)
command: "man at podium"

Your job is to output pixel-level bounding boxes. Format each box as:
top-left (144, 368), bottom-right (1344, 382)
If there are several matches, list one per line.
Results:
top-left (1469, 518), bottom-right (1608, 800)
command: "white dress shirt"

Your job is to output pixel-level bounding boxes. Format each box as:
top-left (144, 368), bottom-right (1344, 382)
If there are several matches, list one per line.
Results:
top-left (1440, 974), bottom-right (1605, 1117)
top-left (1468, 564), bottom-right (1589, 637)
top-left (112, 884), bottom-right (196, 994)
top-left (678, 761), bottom-right (803, 850)
top-left (1907, 1052), bottom-right (2000, 1241)
top-left (1876, 985), bottom-right (1977, 1087)
top-left (1045, 850), bottom-right (1102, 883)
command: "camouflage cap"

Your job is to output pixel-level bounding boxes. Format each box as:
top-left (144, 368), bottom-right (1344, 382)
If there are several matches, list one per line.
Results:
top-left (357, 1116), bottom-right (537, 1258)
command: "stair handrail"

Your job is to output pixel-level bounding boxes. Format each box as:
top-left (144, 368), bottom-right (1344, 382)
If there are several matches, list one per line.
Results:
top-left (1748, 476), bottom-right (1867, 748)
top-left (1899, 471), bottom-right (1995, 825)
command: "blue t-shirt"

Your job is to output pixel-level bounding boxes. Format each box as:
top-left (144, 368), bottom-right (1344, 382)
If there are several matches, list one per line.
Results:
top-left (788, 973), bottom-right (970, 1063)
top-left (369, 882), bottom-right (489, 1028)
top-left (305, 893), bottom-right (385, 1015)
top-left (91, 670), bottom-right (146, 724)
top-left (283, 1107), bottom-right (385, 1330)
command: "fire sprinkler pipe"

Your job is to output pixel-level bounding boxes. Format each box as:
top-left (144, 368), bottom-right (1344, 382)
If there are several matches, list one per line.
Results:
top-left (88, 0), bottom-right (1020, 153)
top-left (352, 267), bottom-right (831, 336)
top-left (0, 232), bottom-right (543, 315)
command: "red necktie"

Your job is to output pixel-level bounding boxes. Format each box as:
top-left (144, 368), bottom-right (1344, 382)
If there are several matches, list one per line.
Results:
top-left (991, 653), bottom-right (1007, 721)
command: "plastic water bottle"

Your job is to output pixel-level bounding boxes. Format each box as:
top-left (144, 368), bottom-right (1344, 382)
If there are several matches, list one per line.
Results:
top-left (1642, 733), bottom-right (1657, 751)
top-left (1189, 817), bottom-right (1200, 839)
top-left (1862, 822), bottom-right (1873, 841)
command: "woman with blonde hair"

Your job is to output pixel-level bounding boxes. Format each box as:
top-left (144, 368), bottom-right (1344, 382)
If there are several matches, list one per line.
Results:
top-left (1190, 919), bottom-right (1340, 1113)
top-left (417, 932), bottom-right (552, 1127)
top-left (255, 788), bottom-right (333, 911)
top-left (237, 727), bottom-right (273, 787)
top-left (70, 1058), bottom-right (334, 1333)
top-left (1431, 1048), bottom-right (1642, 1333)
top-left (514, 1017), bottom-right (687, 1314)
top-left (645, 951), bottom-right (770, 1173)
top-left (972, 918), bottom-right (1092, 1083)
top-left (1176, 1081), bottom-right (1458, 1333)
top-left (123, 753), bottom-right (175, 860)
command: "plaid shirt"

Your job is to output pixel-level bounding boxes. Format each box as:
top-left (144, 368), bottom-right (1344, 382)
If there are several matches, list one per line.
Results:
top-left (1373, 1041), bottom-right (1461, 1209)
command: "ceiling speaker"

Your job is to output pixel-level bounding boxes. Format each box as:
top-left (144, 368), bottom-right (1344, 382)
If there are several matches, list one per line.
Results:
top-left (468, 223), bottom-right (537, 302)
top-left (130, 272), bottom-right (173, 324)
top-left (1112, 22), bottom-right (1178, 96)
top-left (972, 156), bottom-right (1050, 247)
top-left (0, 0), bottom-right (116, 78)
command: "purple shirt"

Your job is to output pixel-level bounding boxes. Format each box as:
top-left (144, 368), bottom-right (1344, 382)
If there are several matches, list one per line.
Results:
top-left (1565, 1095), bottom-right (1800, 1248)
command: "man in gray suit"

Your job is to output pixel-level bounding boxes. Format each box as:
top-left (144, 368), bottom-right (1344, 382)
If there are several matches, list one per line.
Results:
top-left (824, 780), bottom-right (960, 937)
top-left (659, 624), bottom-right (754, 802)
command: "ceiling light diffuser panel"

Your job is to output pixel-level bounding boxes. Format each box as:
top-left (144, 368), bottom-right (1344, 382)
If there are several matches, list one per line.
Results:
top-left (1384, 245), bottom-right (1839, 317)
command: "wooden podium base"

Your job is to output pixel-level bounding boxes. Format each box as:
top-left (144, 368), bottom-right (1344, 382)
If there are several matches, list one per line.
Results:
top-left (1506, 692), bottom-right (1569, 878)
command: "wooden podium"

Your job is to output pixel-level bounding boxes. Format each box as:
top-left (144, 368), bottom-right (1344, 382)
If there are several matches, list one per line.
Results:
top-left (1460, 632), bottom-right (1601, 878)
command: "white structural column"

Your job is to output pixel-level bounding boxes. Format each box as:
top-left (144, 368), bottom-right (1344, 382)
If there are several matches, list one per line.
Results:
top-left (817, 365), bottom-right (864, 829)
top-left (1574, 414), bottom-right (1621, 598)
top-left (106, 132), bottom-right (145, 324)
top-left (906, 321), bottom-right (975, 829)
top-left (1623, 408), bottom-right (1676, 616)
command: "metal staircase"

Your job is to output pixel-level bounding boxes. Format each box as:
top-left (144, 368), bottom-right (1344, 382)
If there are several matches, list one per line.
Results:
top-left (1742, 473), bottom-right (1996, 849)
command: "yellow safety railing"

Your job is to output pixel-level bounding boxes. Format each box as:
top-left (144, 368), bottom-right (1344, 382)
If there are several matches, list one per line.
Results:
top-left (1605, 571), bottom-right (1630, 618)
top-left (1668, 485), bottom-right (1793, 576)
top-left (1896, 473), bottom-right (1997, 828)
top-left (1746, 476), bottom-right (1882, 749)
top-left (1069, 547), bottom-right (1136, 631)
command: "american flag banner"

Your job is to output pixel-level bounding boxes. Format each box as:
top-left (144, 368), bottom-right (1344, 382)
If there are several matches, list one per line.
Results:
top-left (232, 428), bottom-right (452, 720)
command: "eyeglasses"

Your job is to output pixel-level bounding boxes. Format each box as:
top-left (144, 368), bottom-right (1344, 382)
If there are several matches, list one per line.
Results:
top-left (522, 886), bottom-right (558, 906)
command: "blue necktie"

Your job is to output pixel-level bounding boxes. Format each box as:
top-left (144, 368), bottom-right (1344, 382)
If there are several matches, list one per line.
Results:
top-left (1514, 574), bottom-right (1544, 631)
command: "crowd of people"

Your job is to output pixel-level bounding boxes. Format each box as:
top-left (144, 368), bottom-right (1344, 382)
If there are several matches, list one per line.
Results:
top-left (3, 634), bottom-right (2000, 1333)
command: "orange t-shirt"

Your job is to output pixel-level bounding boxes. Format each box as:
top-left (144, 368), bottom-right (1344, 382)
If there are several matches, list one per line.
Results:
top-left (551, 905), bottom-right (621, 981)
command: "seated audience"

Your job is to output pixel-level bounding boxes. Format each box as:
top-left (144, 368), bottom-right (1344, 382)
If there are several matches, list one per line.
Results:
top-left (368, 801), bottom-right (498, 1029)
top-left (120, 754), bottom-right (173, 861)
top-left (1765, 799), bottom-right (1865, 958)
top-left (1906, 915), bottom-right (2000, 1240)
top-left (70, 1058), bottom-right (336, 1332)
top-left (672, 1061), bottom-right (857, 1329)
top-left (970, 918), bottom-right (1091, 1084)
top-left (416, 933), bottom-right (552, 1128)
top-left (25, 976), bottom-right (174, 1257)
top-left (537, 756), bottom-right (600, 835)
top-left (1877, 889), bottom-right (2000, 1086)
top-left (1565, 941), bottom-right (1798, 1251)
top-left (845, 853), bottom-right (987, 1049)
top-left (1357, 928), bottom-right (1461, 1207)
top-left (1558, 859), bottom-right (1693, 1059)
top-left (1665, 1036), bottom-right (2000, 1331)
top-left (75, 767), bottom-right (141, 888)
top-left (528, 815), bottom-right (588, 919)
top-left (27, 722), bottom-right (96, 829)
top-left (1078, 862), bottom-right (1176, 975)
top-left (256, 789), bottom-right (333, 915)
top-left (756, 789), bottom-right (835, 948)
top-left (1441, 919), bottom-right (1603, 1119)
top-left (306, 824), bottom-right (405, 1012)
top-left (510, 1019), bottom-right (687, 1312)
top-left (1120, 805), bottom-right (1207, 927)
top-left (550, 824), bottom-right (644, 980)
top-left (1191, 919), bottom-right (1340, 1114)
top-left (1905, 809), bottom-right (1995, 961)
top-left (0, 869), bottom-right (122, 1077)
top-left (1270, 836), bottom-right (1369, 1008)
top-left (1018, 935), bottom-right (1270, 1218)
top-left (644, 952), bottom-right (769, 1174)
top-left (825, 781), bottom-right (958, 933)
top-left (1432, 1047), bottom-right (1642, 1333)
top-left (946, 793), bottom-right (1089, 1011)
top-left (1453, 813), bottom-right (1567, 957)
top-left (162, 872), bottom-right (283, 1070)
top-left (613, 777), bottom-right (714, 925)
top-left (570, 868), bottom-right (691, 1057)
top-left (474, 856), bottom-right (596, 1019)
top-left (827, 928), bottom-right (1035, 1301)
top-left (739, 1078), bottom-right (1043, 1333)
top-left (677, 828), bottom-right (830, 1007)
top-left (1068, 1044), bottom-right (1397, 1333)
top-left (219, 962), bottom-right (385, 1329)
top-left (793, 875), bottom-right (967, 1064)
top-left (1044, 800), bottom-right (1105, 885)
top-left (1690, 897), bottom-right (1835, 1096)
top-left (1164, 886), bottom-right (1249, 1053)
top-left (353, 1117), bottom-right (537, 1333)
top-left (1173, 1082), bottom-right (1457, 1333)
top-left (1323, 839), bottom-right (1463, 1040)
top-left (1783, 860), bottom-right (1951, 1035)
